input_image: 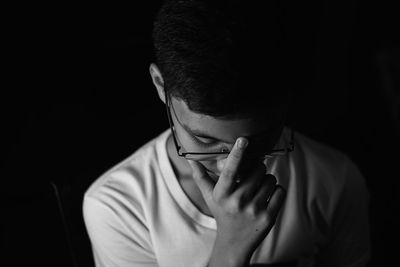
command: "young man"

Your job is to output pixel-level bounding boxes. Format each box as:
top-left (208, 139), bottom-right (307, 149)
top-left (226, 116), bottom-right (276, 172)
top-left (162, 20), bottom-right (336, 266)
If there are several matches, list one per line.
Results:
top-left (83, 1), bottom-right (370, 266)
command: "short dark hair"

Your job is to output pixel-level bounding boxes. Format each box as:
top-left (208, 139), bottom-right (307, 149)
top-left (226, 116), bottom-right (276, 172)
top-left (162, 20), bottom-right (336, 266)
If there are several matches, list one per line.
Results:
top-left (153, 0), bottom-right (289, 118)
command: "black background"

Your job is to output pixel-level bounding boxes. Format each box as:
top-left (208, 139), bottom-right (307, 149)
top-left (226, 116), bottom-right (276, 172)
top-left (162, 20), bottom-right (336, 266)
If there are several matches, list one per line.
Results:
top-left (4, 1), bottom-right (399, 266)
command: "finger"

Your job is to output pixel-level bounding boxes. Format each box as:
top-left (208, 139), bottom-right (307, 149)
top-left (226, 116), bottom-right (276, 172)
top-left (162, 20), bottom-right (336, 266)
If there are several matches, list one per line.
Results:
top-left (265, 185), bottom-right (286, 223)
top-left (233, 163), bottom-right (266, 199)
top-left (252, 174), bottom-right (278, 211)
top-left (243, 165), bottom-right (266, 188)
top-left (187, 160), bottom-right (216, 203)
top-left (264, 174), bottom-right (278, 202)
top-left (218, 137), bottom-right (248, 193)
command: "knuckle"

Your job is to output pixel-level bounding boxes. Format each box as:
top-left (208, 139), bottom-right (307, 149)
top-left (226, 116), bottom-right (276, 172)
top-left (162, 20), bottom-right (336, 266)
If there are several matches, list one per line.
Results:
top-left (261, 212), bottom-right (274, 226)
top-left (226, 198), bottom-right (241, 214)
top-left (232, 148), bottom-right (243, 158)
top-left (223, 168), bottom-right (235, 179)
top-left (230, 148), bottom-right (243, 162)
top-left (246, 204), bottom-right (259, 218)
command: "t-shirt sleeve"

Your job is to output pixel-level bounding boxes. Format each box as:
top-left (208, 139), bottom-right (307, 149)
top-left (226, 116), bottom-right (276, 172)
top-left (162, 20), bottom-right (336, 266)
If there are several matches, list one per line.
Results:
top-left (315, 157), bottom-right (371, 267)
top-left (83, 195), bottom-right (159, 267)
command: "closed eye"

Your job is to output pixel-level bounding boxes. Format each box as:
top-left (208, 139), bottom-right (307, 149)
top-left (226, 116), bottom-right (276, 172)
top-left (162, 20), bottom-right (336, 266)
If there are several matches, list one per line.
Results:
top-left (193, 135), bottom-right (219, 146)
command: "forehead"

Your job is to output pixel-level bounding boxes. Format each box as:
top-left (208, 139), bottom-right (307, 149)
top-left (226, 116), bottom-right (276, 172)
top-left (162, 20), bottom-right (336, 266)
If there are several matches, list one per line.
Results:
top-left (171, 97), bottom-right (284, 143)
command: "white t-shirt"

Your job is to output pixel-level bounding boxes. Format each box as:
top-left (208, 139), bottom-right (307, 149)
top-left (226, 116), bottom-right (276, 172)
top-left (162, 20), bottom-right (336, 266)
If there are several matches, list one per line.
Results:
top-left (83, 128), bottom-right (370, 267)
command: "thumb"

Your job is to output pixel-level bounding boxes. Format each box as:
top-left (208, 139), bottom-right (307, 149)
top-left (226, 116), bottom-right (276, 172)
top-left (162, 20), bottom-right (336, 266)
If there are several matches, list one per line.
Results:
top-left (187, 160), bottom-right (215, 202)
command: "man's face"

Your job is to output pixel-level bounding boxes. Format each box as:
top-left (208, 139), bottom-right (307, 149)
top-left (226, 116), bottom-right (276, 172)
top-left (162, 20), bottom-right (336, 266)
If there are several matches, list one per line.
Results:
top-left (169, 96), bottom-right (286, 181)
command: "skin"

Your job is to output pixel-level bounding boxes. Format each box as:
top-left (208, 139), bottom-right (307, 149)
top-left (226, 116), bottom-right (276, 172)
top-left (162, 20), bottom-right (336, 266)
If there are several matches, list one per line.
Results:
top-left (150, 63), bottom-right (286, 266)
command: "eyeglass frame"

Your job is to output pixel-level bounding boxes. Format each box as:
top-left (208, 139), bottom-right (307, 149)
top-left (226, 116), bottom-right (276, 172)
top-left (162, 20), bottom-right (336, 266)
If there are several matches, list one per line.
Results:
top-left (165, 90), bottom-right (295, 160)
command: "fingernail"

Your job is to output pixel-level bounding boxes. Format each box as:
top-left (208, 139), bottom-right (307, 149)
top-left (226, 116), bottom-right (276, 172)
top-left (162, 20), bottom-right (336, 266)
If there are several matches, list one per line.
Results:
top-left (238, 138), bottom-right (248, 149)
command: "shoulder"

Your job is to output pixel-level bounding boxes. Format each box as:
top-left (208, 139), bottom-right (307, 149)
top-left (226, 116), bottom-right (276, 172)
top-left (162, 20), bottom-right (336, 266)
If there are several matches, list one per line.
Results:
top-left (81, 132), bottom-right (170, 265)
top-left (289, 130), bottom-right (369, 223)
top-left (292, 131), bottom-right (355, 189)
top-left (289, 132), bottom-right (371, 265)
top-left (84, 129), bottom-right (170, 211)
top-left (294, 131), bottom-right (349, 169)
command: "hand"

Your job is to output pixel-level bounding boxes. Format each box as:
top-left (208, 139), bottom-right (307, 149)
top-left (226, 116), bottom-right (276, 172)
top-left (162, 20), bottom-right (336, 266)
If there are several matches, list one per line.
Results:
top-left (188, 137), bottom-right (286, 265)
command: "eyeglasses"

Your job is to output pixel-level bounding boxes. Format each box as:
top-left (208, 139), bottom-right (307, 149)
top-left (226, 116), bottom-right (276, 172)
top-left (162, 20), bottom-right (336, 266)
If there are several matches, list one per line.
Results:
top-left (165, 92), bottom-right (294, 161)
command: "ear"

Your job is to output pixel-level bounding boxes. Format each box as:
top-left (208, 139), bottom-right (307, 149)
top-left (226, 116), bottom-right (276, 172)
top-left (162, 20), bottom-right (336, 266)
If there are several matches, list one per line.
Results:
top-left (149, 63), bottom-right (166, 104)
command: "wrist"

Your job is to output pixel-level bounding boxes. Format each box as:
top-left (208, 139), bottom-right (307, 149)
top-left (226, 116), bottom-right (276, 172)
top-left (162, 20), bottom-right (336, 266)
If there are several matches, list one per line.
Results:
top-left (208, 252), bottom-right (249, 267)
top-left (208, 236), bottom-right (252, 267)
